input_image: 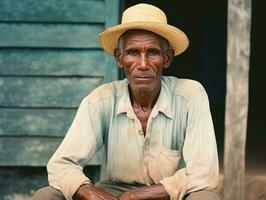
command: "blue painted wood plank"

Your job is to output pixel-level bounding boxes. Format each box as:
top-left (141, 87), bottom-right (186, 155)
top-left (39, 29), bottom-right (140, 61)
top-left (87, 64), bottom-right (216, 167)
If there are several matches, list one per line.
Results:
top-left (0, 109), bottom-right (76, 136)
top-left (0, 137), bottom-right (104, 166)
top-left (0, 23), bottom-right (103, 48)
top-left (0, 0), bottom-right (105, 23)
top-left (0, 49), bottom-right (105, 76)
top-left (0, 77), bottom-right (103, 107)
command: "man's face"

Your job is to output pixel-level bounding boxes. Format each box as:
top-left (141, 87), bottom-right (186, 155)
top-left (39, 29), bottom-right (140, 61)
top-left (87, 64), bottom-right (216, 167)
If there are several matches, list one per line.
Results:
top-left (114, 30), bottom-right (174, 93)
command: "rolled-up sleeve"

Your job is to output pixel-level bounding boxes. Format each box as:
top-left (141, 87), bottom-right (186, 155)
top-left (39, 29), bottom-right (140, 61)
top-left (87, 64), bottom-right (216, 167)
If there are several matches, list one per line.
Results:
top-left (160, 83), bottom-right (219, 200)
top-left (47, 97), bottom-right (104, 200)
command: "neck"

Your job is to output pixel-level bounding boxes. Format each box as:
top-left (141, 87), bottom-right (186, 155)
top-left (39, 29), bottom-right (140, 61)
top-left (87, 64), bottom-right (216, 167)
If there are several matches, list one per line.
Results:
top-left (129, 84), bottom-right (161, 112)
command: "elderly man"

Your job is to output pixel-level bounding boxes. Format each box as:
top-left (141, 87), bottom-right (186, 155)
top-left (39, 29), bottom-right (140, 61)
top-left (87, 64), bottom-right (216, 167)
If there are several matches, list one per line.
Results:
top-left (33, 3), bottom-right (219, 200)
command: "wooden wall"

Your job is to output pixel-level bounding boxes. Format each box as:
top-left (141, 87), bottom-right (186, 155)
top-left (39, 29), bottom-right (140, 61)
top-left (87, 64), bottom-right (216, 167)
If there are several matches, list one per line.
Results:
top-left (0, 0), bottom-right (119, 199)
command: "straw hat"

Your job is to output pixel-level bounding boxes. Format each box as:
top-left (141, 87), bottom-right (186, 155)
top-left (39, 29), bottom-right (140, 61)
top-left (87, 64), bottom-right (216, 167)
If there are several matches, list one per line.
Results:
top-left (98, 3), bottom-right (189, 56)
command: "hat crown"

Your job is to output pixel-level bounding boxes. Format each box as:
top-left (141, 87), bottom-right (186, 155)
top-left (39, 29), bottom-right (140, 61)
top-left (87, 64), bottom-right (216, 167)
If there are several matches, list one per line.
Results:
top-left (121, 3), bottom-right (167, 24)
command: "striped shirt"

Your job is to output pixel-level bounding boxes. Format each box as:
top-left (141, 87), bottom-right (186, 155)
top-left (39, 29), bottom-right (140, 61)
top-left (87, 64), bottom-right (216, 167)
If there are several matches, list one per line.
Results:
top-left (47, 76), bottom-right (219, 200)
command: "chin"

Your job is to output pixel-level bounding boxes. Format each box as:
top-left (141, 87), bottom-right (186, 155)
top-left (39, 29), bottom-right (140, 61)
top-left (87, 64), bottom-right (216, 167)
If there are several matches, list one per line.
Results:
top-left (134, 85), bottom-right (156, 93)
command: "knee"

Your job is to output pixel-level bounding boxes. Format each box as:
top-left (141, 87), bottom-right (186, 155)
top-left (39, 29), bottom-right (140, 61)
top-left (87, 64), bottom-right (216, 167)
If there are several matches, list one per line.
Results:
top-left (32, 186), bottom-right (65, 200)
top-left (185, 190), bottom-right (221, 200)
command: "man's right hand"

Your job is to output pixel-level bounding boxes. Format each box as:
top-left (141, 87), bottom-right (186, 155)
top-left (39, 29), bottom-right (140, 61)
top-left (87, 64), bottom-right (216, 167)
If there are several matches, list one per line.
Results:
top-left (73, 184), bottom-right (119, 200)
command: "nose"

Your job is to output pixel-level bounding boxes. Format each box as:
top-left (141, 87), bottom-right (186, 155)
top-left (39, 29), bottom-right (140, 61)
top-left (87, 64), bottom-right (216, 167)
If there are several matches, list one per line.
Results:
top-left (138, 53), bottom-right (149, 70)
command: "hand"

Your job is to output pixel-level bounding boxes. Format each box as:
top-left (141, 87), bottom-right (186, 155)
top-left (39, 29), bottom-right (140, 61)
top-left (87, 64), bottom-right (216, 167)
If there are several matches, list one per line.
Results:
top-left (73, 184), bottom-right (119, 200)
top-left (119, 191), bottom-right (168, 200)
top-left (119, 190), bottom-right (135, 200)
top-left (118, 184), bottom-right (169, 200)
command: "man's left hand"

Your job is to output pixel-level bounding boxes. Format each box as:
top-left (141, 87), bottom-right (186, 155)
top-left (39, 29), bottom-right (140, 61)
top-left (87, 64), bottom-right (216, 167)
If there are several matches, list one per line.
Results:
top-left (119, 184), bottom-right (169, 200)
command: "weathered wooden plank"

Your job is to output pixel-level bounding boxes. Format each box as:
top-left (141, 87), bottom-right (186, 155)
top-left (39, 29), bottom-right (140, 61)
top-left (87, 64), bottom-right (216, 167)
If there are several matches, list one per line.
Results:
top-left (0, 0), bottom-right (105, 23)
top-left (0, 137), bottom-right (62, 166)
top-left (0, 166), bottom-right (100, 200)
top-left (0, 77), bottom-right (103, 107)
top-left (0, 109), bottom-right (76, 136)
top-left (0, 23), bottom-right (103, 48)
top-left (0, 49), bottom-right (105, 76)
top-left (223, 0), bottom-right (252, 199)
top-left (0, 137), bottom-right (103, 166)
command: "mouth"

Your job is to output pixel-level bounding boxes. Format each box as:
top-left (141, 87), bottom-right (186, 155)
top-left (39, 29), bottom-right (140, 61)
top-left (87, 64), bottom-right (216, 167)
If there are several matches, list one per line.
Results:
top-left (136, 76), bottom-right (152, 79)
top-left (134, 77), bottom-right (153, 81)
top-left (135, 75), bottom-right (153, 79)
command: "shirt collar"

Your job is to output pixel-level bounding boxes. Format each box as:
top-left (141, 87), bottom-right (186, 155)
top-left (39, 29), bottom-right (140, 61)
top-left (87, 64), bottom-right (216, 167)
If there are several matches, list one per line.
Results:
top-left (116, 79), bottom-right (135, 119)
top-left (152, 78), bottom-right (173, 119)
top-left (116, 77), bottom-right (173, 119)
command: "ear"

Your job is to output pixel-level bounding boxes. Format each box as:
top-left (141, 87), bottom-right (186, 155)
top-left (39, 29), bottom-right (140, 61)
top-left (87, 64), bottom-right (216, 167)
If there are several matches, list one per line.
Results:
top-left (114, 48), bottom-right (123, 68)
top-left (163, 49), bottom-right (175, 69)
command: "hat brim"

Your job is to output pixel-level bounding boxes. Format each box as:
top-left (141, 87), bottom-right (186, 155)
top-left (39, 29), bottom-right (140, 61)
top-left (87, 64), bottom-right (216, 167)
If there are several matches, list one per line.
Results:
top-left (98, 22), bottom-right (189, 56)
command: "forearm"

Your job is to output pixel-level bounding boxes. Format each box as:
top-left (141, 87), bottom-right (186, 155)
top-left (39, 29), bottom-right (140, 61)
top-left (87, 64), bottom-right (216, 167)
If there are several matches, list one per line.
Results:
top-left (120, 184), bottom-right (169, 200)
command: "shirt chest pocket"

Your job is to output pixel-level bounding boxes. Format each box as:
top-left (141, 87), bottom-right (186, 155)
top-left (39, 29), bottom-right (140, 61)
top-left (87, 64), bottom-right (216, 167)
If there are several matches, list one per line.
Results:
top-left (144, 146), bottom-right (181, 184)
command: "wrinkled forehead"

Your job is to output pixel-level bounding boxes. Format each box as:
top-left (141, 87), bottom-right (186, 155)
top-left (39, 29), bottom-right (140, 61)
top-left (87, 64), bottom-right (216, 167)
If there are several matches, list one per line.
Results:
top-left (118, 29), bottom-right (170, 47)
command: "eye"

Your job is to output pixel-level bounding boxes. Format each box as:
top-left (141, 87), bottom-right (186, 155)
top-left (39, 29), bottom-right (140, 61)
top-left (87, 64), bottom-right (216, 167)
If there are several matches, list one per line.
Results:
top-left (148, 49), bottom-right (160, 56)
top-left (126, 49), bottom-right (139, 56)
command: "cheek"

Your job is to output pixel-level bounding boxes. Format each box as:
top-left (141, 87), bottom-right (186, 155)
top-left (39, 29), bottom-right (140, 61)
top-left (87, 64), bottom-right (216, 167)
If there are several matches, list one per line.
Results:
top-left (123, 54), bottom-right (137, 64)
top-left (123, 60), bottom-right (137, 74)
top-left (123, 65), bottom-right (134, 80)
top-left (151, 60), bottom-right (165, 74)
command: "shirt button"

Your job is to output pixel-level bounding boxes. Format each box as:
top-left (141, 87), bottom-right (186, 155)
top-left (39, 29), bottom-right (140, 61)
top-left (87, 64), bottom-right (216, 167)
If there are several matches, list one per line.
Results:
top-left (138, 130), bottom-right (143, 135)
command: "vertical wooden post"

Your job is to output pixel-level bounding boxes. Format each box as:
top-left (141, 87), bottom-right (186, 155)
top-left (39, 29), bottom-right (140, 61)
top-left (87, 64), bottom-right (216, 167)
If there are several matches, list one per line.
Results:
top-left (223, 0), bottom-right (252, 199)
